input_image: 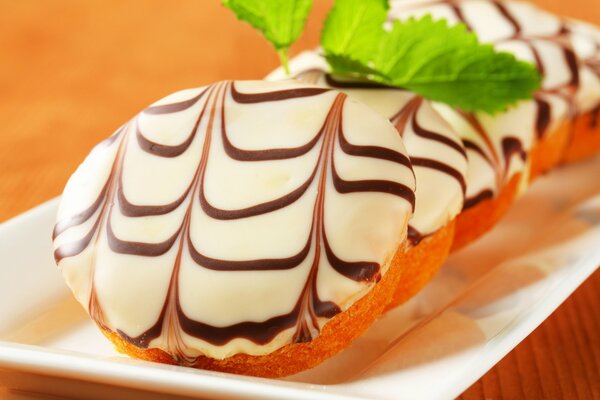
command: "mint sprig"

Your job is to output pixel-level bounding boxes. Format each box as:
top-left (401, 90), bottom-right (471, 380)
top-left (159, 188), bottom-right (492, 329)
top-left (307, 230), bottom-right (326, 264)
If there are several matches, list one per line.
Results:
top-left (321, 1), bottom-right (541, 113)
top-left (223, 0), bottom-right (541, 113)
top-left (222, 0), bottom-right (313, 74)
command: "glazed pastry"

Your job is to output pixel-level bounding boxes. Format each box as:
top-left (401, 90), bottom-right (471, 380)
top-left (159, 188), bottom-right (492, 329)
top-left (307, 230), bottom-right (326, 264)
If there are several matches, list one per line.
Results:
top-left (268, 47), bottom-right (545, 256)
top-left (52, 80), bottom-right (417, 377)
top-left (388, 0), bottom-right (600, 248)
top-left (563, 21), bottom-right (600, 162)
top-left (269, 58), bottom-right (468, 308)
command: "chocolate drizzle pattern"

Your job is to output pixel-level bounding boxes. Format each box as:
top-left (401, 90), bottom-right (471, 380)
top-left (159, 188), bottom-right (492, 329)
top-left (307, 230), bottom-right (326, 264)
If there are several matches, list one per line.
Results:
top-left (392, 97), bottom-right (468, 240)
top-left (53, 80), bottom-right (415, 361)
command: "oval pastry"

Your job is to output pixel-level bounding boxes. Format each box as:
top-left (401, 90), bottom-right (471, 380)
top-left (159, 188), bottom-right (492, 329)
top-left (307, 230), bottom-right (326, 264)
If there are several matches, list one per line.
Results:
top-left (52, 80), bottom-right (416, 376)
top-left (564, 21), bottom-right (600, 162)
top-left (386, 0), bottom-right (600, 248)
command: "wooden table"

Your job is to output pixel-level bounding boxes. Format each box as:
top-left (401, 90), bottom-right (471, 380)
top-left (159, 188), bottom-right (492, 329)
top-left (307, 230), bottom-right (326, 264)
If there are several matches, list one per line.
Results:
top-left (1, 1), bottom-right (598, 398)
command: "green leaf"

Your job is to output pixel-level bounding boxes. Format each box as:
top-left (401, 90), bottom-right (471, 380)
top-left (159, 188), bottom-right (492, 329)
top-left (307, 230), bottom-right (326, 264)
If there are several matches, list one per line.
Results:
top-left (321, 7), bottom-right (541, 113)
top-left (321, 0), bottom-right (389, 70)
top-left (223, 0), bottom-right (313, 73)
top-left (372, 17), bottom-right (541, 113)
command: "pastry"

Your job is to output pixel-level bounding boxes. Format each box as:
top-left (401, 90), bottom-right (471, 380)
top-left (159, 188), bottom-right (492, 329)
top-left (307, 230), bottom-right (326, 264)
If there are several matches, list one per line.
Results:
top-left (563, 21), bottom-right (600, 162)
top-left (388, 0), bottom-right (598, 249)
top-left (52, 80), bottom-right (417, 377)
top-left (270, 48), bottom-right (536, 253)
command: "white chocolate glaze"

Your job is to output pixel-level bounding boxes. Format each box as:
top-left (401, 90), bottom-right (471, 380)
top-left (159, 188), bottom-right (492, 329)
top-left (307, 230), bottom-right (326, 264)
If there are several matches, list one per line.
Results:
top-left (268, 54), bottom-right (468, 242)
top-left (53, 80), bottom-right (416, 361)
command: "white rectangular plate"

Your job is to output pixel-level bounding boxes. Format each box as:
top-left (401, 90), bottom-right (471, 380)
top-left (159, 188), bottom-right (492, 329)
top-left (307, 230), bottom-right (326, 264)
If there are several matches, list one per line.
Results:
top-left (1, 155), bottom-right (600, 400)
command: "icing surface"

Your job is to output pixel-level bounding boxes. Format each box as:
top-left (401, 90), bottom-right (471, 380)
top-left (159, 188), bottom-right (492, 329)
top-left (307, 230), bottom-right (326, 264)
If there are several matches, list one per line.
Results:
top-left (53, 80), bottom-right (415, 360)
top-left (270, 61), bottom-right (468, 242)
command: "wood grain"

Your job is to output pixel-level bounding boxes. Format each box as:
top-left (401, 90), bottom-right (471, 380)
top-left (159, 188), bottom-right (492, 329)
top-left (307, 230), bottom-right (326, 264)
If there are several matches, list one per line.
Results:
top-left (0, 1), bottom-right (598, 399)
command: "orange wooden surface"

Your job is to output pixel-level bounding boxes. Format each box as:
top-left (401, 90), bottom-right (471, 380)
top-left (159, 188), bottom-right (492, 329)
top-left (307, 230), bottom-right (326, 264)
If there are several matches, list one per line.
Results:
top-left (1, 1), bottom-right (599, 399)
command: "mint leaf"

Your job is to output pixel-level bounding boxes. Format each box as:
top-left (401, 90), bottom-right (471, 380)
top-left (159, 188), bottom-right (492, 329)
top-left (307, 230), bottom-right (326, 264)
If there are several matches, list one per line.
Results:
top-left (321, 0), bottom-right (389, 74)
top-left (373, 17), bottom-right (541, 113)
top-left (223, 0), bottom-right (313, 73)
top-left (321, 7), bottom-right (541, 113)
